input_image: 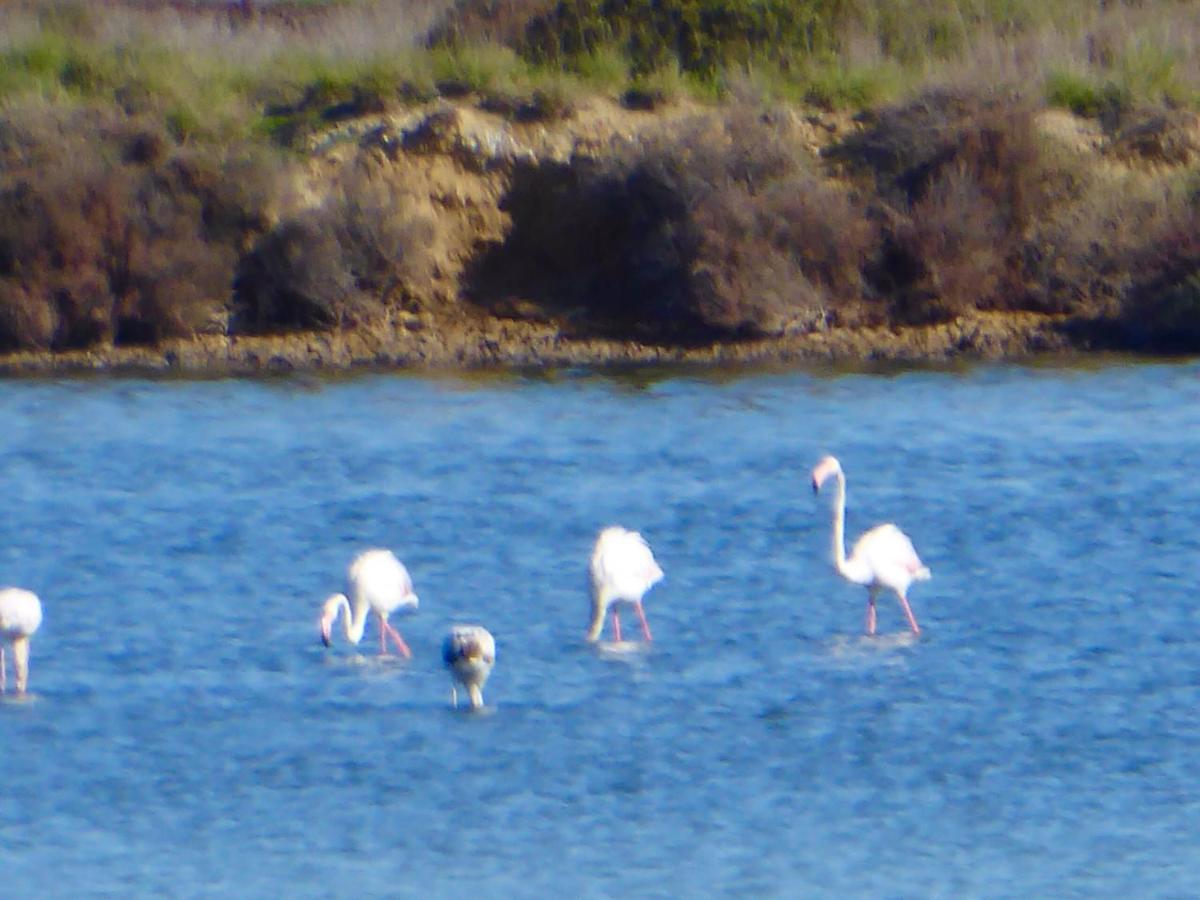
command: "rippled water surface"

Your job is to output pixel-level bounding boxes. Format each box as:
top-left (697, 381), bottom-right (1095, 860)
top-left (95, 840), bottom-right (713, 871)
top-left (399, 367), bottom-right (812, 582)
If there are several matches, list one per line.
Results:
top-left (2, 361), bottom-right (1199, 897)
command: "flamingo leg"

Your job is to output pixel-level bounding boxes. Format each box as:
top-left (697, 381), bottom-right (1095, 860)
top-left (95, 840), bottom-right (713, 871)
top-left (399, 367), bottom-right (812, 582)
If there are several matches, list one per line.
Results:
top-left (379, 622), bottom-right (387, 655)
top-left (611, 609), bottom-right (623, 642)
top-left (865, 590), bottom-right (878, 636)
top-left (0, 647), bottom-right (5, 692)
top-left (450, 684), bottom-right (459, 708)
top-left (898, 593), bottom-right (921, 635)
top-left (383, 621), bottom-right (413, 658)
top-left (634, 601), bottom-right (653, 642)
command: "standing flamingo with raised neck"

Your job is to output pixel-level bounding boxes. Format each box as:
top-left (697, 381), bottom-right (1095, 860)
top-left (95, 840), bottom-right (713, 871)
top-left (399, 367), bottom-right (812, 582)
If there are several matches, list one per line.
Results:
top-left (0, 587), bottom-right (43, 694)
top-left (811, 455), bottom-right (930, 635)
top-left (319, 549), bottom-right (419, 657)
top-left (587, 526), bottom-right (663, 643)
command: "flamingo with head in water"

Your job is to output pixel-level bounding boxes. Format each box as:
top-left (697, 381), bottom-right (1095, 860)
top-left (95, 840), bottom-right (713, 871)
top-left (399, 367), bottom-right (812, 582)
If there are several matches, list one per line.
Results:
top-left (587, 526), bottom-right (663, 643)
top-left (811, 455), bottom-right (930, 635)
top-left (442, 624), bottom-right (495, 709)
top-left (0, 587), bottom-right (43, 694)
top-left (319, 549), bottom-right (418, 657)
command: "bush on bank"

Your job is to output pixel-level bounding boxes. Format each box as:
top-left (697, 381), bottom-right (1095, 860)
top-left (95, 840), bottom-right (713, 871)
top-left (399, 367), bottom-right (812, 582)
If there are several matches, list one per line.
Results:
top-left (1, 1), bottom-right (1200, 354)
top-left (0, 105), bottom-right (277, 350)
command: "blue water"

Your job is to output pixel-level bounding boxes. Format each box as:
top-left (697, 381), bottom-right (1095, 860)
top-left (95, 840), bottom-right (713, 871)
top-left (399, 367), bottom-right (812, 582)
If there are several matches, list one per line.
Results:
top-left (2, 362), bottom-right (1199, 897)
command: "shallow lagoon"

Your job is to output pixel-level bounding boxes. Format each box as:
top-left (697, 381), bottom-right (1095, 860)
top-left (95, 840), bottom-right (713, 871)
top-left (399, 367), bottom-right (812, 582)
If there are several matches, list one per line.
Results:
top-left (2, 361), bottom-right (1198, 896)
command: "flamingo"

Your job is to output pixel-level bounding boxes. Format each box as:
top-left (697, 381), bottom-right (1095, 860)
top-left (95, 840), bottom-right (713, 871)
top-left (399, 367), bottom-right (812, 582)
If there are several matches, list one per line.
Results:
top-left (0, 587), bottom-right (43, 694)
top-left (319, 549), bottom-right (419, 658)
top-left (587, 526), bottom-right (663, 643)
top-left (811, 455), bottom-right (930, 635)
top-left (442, 625), bottom-right (496, 709)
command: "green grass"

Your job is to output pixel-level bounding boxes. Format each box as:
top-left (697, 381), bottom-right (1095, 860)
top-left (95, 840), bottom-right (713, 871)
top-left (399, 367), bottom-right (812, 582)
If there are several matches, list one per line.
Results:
top-left (1115, 40), bottom-right (1191, 109)
top-left (0, 0), bottom-right (1197, 158)
top-left (1044, 24), bottom-right (1200, 118)
top-left (0, 34), bottom-right (260, 141)
top-left (0, 33), bottom-right (100, 101)
top-left (567, 44), bottom-right (630, 92)
top-left (1044, 70), bottom-right (1125, 118)
top-left (428, 43), bottom-right (529, 94)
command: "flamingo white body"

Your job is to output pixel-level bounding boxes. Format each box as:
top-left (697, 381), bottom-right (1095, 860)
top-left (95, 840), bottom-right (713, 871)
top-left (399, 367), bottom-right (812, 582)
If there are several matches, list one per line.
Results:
top-left (0, 587), bottom-right (43, 694)
top-left (319, 549), bottom-right (419, 657)
top-left (811, 455), bottom-right (930, 635)
top-left (587, 526), bottom-right (663, 643)
top-left (442, 625), bottom-right (496, 709)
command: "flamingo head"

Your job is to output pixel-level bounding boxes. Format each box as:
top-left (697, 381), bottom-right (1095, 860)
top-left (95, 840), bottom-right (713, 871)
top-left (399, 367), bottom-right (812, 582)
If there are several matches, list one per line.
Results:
top-left (319, 593), bottom-right (348, 647)
top-left (811, 455), bottom-right (843, 494)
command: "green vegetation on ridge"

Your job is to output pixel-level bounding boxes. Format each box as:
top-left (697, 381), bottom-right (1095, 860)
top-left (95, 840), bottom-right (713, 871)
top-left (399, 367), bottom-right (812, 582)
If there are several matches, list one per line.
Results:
top-left (0, 0), bottom-right (1197, 145)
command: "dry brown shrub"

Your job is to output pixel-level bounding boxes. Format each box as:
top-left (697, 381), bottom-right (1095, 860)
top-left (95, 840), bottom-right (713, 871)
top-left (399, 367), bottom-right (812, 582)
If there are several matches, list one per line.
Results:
top-left (832, 89), bottom-right (1078, 323)
top-left (679, 157), bottom-right (880, 334)
top-left (759, 178), bottom-right (880, 327)
top-left (0, 104), bottom-right (278, 351)
top-left (1018, 169), bottom-right (1174, 322)
top-left (685, 188), bottom-right (825, 335)
top-left (234, 215), bottom-right (356, 332)
top-left (833, 90), bottom-right (1056, 228)
top-left (0, 159), bottom-right (128, 349)
top-left (670, 110), bottom-right (879, 333)
top-left (467, 109), bottom-right (879, 340)
top-left (878, 166), bottom-right (1008, 324)
top-left (1121, 205), bottom-right (1200, 350)
top-left (234, 163), bottom-right (438, 333)
top-left (1047, 178), bottom-right (1200, 350)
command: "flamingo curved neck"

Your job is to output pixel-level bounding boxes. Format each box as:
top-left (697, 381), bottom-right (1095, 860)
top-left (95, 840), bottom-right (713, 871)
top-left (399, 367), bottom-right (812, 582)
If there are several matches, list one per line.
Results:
top-left (335, 594), bottom-right (370, 645)
top-left (827, 470), bottom-right (870, 585)
top-left (586, 587), bottom-right (608, 642)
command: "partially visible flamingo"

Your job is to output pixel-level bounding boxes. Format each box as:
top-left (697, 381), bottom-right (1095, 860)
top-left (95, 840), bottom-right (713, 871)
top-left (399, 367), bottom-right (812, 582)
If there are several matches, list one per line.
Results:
top-left (319, 549), bottom-right (419, 657)
top-left (811, 455), bottom-right (930, 635)
top-left (0, 587), bottom-right (43, 694)
top-left (442, 624), bottom-right (496, 709)
top-left (587, 526), bottom-right (663, 643)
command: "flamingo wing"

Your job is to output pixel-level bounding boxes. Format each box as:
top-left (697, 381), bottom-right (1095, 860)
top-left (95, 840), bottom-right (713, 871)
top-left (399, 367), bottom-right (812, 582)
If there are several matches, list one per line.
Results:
top-left (852, 524), bottom-right (929, 583)
top-left (349, 549), bottom-right (419, 614)
top-left (0, 588), bottom-right (42, 638)
top-left (591, 528), bottom-right (663, 601)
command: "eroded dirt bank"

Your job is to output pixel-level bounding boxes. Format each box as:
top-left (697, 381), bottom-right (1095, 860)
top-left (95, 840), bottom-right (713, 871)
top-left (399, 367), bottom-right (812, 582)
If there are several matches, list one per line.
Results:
top-left (2, 95), bottom-right (1190, 375)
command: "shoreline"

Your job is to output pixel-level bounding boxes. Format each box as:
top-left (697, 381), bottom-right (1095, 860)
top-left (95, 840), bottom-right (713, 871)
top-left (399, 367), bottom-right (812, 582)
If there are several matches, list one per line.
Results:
top-left (0, 310), bottom-right (1124, 377)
